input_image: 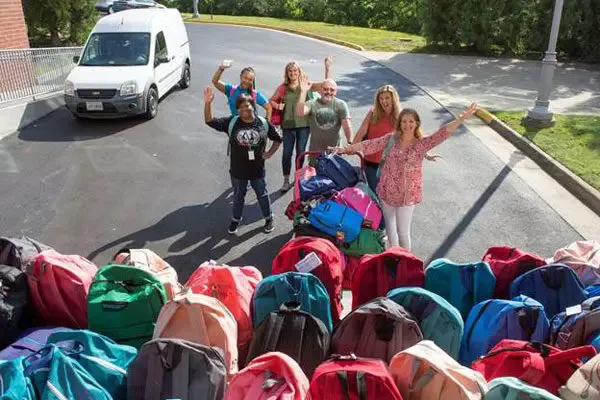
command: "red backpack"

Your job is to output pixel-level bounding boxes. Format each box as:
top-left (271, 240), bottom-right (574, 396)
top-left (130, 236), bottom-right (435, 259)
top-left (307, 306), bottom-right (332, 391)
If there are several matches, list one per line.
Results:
top-left (351, 247), bottom-right (424, 309)
top-left (471, 339), bottom-right (596, 395)
top-left (482, 246), bottom-right (546, 298)
top-left (272, 237), bottom-right (344, 323)
top-left (26, 249), bottom-right (97, 328)
top-left (307, 354), bottom-right (403, 400)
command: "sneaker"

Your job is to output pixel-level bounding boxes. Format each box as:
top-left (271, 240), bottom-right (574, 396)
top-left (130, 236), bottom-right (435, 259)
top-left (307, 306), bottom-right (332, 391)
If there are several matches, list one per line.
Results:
top-left (263, 218), bottom-right (275, 233)
top-left (280, 181), bottom-right (292, 193)
top-left (228, 220), bottom-right (239, 234)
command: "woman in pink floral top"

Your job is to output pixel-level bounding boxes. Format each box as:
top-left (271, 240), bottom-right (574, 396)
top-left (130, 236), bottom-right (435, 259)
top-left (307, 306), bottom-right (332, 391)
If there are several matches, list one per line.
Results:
top-left (330, 103), bottom-right (478, 251)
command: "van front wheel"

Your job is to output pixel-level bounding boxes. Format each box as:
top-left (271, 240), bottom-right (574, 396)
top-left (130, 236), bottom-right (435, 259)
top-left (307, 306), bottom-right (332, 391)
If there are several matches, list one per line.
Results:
top-left (143, 87), bottom-right (158, 120)
top-left (179, 63), bottom-right (190, 89)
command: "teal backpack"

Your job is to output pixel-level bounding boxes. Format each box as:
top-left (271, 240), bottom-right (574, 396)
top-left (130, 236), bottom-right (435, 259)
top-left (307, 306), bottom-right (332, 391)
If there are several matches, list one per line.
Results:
top-left (485, 377), bottom-right (561, 399)
top-left (425, 258), bottom-right (496, 320)
top-left (387, 286), bottom-right (464, 359)
top-left (0, 358), bottom-right (35, 399)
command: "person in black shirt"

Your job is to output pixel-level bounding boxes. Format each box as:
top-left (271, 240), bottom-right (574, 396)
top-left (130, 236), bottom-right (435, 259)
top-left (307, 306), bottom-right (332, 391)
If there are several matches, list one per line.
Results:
top-left (204, 87), bottom-right (282, 234)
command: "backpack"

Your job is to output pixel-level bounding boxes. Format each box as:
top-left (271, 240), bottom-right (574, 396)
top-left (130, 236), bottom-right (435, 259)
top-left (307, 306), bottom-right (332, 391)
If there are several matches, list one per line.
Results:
top-left (549, 295), bottom-right (600, 350)
top-left (309, 200), bottom-right (363, 244)
top-left (127, 339), bottom-right (227, 400)
top-left (472, 339), bottom-right (597, 395)
top-left (338, 228), bottom-right (385, 258)
top-left (332, 187), bottom-right (382, 229)
top-left (353, 181), bottom-right (381, 207)
top-left (87, 264), bottom-right (167, 349)
top-left (45, 329), bottom-right (137, 399)
top-left (300, 175), bottom-right (339, 201)
top-left (0, 236), bottom-right (53, 270)
top-left (294, 164), bottom-right (317, 204)
top-left (342, 255), bottom-right (361, 290)
top-left (26, 250), bottom-right (97, 328)
top-left (0, 264), bottom-right (31, 349)
top-left (390, 340), bottom-right (488, 400)
top-left (547, 240), bottom-right (600, 286)
top-left (486, 377), bottom-right (561, 400)
top-left (387, 286), bottom-right (464, 360)
top-left (185, 261), bottom-right (261, 365)
top-left (331, 297), bottom-right (423, 363)
top-left (483, 246), bottom-right (546, 299)
top-left (425, 258), bottom-right (496, 320)
top-left (316, 152), bottom-right (359, 188)
top-left (270, 84), bottom-right (286, 126)
top-left (509, 264), bottom-right (587, 318)
top-left (252, 271), bottom-right (332, 332)
top-left (308, 354), bottom-right (403, 400)
top-left (0, 327), bottom-right (73, 361)
top-left (293, 210), bottom-right (339, 243)
top-left (352, 247), bottom-right (425, 309)
top-left (246, 302), bottom-right (330, 378)
top-left (460, 295), bottom-right (550, 366)
top-left (272, 236), bottom-right (344, 323)
top-left (153, 289), bottom-right (239, 376)
top-left (112, 247), bottom-right (181, 300)
top-left (0, 357), bottom-right (35, 399)
top-left (559, 352), bottom-right (600, 399)
top-left (224, 352), bottom-right (309, 400)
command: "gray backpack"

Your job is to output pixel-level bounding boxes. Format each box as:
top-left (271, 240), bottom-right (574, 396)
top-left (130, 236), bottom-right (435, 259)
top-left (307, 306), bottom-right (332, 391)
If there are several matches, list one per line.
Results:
top-left (127, 339), bottom-right (227, 400)
top-left (0, 236), bottom-right (53, 270)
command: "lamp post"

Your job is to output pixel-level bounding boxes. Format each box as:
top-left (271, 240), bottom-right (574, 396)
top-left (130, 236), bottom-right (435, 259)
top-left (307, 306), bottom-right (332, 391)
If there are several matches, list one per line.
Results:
top-left (192, 0), bottom-right (199, 18)
top-left (523, 0), bottom-right (565, 127)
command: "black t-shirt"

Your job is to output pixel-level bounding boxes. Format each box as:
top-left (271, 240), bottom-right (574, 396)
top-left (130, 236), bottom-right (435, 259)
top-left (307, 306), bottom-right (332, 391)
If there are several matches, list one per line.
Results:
top-left (208, 116), bottom-right (282, 180)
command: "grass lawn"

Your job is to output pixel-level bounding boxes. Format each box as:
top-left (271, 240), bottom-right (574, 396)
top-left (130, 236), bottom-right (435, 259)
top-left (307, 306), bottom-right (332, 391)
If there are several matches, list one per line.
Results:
top-left (493, 111), bottom-right (600, 192)
top-left (183, 14), bottom-right (426, 52)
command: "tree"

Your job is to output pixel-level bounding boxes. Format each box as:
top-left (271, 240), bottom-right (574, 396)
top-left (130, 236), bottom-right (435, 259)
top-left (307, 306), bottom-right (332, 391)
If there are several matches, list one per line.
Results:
top-left (24, 0), bottom-right (70, 45)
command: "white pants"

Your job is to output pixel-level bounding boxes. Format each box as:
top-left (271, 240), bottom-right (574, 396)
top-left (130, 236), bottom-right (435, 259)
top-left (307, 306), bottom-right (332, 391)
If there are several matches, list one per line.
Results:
top-left (382, 202), bottom-right (415, 251)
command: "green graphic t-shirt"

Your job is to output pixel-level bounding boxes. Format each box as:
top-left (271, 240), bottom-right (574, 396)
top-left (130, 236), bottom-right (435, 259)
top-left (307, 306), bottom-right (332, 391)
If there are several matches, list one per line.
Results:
top-left (307, 97), bottom-right (350, 151)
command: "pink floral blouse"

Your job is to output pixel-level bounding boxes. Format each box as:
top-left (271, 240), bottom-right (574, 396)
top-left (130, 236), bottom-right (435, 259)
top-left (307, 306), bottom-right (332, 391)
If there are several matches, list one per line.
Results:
top-left (350, 127), bottom-right (451, 207)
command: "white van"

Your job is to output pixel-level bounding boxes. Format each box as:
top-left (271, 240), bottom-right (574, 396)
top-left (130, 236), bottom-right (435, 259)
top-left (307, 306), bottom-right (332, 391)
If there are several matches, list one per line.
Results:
top-left (65, 8), bottom-right (190, 119)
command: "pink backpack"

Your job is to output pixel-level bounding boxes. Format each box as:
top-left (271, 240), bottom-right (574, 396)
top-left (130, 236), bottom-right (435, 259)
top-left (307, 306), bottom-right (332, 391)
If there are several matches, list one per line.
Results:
top-left (25, 249), bottom-right (97, 328)
top-left (548, 240), bottom-right (600, 286)
top-left (225, 352), bottom-right (309, 400)
top-left (184, 260), bottom-right (262, 364)
top-left (333, 187), bottom-right (382, 229)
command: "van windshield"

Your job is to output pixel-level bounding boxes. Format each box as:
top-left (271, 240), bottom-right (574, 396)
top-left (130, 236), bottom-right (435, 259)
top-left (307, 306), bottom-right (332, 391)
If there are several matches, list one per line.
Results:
top-left (80, 33), bottom-right (151, 66)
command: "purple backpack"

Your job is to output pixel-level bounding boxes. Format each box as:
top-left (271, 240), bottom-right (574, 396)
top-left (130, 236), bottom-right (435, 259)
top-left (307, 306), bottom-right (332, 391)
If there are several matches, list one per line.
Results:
top-left (0, 327), bottom-right (71, 360)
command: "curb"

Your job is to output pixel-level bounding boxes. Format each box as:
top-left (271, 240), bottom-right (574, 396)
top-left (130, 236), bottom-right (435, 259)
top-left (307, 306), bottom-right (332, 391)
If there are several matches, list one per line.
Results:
top-left (184, 19), bottom-right (365, 51)
top-left (476, 108), bottom-right (600, 218)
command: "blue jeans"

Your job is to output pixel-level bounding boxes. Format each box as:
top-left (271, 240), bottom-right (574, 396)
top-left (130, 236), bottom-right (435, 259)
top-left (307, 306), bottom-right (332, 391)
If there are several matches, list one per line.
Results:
top-left (281, 127), bottom-right (310, 176)
top-left (364, 163), bottom-right (380, 193)
top-left (231, 174), bottom-right (272, 222)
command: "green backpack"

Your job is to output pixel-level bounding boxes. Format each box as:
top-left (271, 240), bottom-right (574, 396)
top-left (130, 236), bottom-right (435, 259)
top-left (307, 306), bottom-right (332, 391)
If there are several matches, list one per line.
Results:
top-left (485, 377), bottom-right (561, 400)
top-left (339, 228), bottom-right (385, 257)
top-left (87, 264), bottom-right (167, 349)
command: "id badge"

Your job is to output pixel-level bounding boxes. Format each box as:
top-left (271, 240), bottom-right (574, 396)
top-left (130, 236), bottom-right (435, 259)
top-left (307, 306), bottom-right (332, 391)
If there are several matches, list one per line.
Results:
top-left (248, 150), bottom-right (255, 160)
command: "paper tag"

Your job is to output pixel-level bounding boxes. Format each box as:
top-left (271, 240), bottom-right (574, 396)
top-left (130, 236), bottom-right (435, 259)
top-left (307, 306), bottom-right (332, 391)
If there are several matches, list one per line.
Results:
top-left (566, 304), bottom-right (582, 316)
top-left (248, 150), bottom-right (255, 160)
top-left (295, 252), bottom-right (322, 273)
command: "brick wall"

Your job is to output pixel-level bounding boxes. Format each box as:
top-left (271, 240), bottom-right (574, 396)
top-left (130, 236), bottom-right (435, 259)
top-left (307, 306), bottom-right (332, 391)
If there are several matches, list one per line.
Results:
top-left (0, 0), bottom-right (29, 49)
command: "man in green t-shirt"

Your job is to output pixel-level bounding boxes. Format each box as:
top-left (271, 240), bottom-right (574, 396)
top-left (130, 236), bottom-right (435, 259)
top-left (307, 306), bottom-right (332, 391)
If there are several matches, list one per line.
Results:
top-left (296, 79), bottom-right (353, 152)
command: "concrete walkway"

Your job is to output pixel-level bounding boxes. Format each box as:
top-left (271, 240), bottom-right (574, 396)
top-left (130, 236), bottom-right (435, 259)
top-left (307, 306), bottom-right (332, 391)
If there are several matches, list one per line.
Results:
top-left (363, 52), bottom-right (600, 115)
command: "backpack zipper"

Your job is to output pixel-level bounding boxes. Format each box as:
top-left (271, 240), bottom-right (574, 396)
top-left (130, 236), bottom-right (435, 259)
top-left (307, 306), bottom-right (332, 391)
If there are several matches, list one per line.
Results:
top-left (465, 301), bottom-right (493, 347)
top-left (78, 353), bottom-right (127, 375)
top-left (46, 381), bottom-right (69, 400)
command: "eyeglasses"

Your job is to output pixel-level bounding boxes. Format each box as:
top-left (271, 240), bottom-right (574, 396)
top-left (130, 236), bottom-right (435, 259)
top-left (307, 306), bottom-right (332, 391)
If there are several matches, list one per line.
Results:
top-left (322, 87), bottom-right (335, 93)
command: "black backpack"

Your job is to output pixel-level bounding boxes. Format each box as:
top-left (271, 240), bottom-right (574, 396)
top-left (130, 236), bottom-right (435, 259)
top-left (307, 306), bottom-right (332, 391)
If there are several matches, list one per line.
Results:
top-left (246, 301), bottom-right (330, 378)
top-left (0, 236), bottom-right (53, 270)
top-left (0, 264), bottom-right (31, 348)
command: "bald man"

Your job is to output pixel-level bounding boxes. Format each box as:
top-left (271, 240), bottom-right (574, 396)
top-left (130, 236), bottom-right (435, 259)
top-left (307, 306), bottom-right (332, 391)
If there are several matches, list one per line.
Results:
top-left (296, 78), bottom-right (353, 152)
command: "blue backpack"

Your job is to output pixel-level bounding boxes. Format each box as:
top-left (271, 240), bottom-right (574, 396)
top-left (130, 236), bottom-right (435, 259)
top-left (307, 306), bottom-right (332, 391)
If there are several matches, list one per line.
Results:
top-left (549, 296), bottom-right (600, 350)
top-left (485, 377), bottom-right (561, 399)
top-left (424, 258), bottom-right (496, 320)
top-left (252, 272), bottom-right (332, 332)
top-left (0, 358), bottom-right (35, 399)
top-left (299, 175), bottom-right (339, 201)
top-left (316, 152), bottom-right (359, 188)
top-left (308, 200), bottom-right (363, 243)
top-left (586, 284), bottom-right (600, 297)
top-left (459, 295), bottom-right (549, 366)
top-left (47, 329), bottom-right (138, 399)
top-left (509, 264), bottom-right (587, 318)
top-left (387, 287), bottom-right (464, 359)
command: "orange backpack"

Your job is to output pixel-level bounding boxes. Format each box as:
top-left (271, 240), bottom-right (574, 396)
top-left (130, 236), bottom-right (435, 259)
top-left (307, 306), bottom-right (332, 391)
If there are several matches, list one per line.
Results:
top-left (225, 352), bottom-right (309, 400)
top-left (152, 289), bottom-right (239, 377)
top-left (184, 260), bottom-right (262, 364)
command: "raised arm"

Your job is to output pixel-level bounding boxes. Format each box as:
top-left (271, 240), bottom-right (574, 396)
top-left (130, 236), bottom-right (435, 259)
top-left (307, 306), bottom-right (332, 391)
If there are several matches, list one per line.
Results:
top-left (329, 133), bottom-right (391, 157)
top-left (444, 103), bottom-right (478, 134)
top-left (421, 103), bottom-right (478, 151)
top-left (295, 80), bottom-right (312, 117)
top-left (211, 63), bottom-right (230, 94)
top-left (353, 110), bottom-right (373, 143)
top-left (204, 86), bottom-right (214, 123)
top-left (310, 55), bottom-right (333, 92)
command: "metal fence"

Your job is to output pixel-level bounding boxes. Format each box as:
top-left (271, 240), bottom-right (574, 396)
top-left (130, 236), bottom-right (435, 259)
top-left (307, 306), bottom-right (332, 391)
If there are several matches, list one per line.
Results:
top-left (0, 47), bottom-right (83, 105)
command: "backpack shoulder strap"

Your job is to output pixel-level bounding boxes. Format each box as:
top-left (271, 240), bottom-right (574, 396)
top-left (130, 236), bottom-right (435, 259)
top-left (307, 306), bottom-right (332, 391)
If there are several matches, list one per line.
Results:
top-left (229, 85), bottom-right (237, 98)
top-left (228, 116), bottom-right (239, 138)
top-left (251, 89), bottom-right (258, 103)
top-left (381, 134), bottom-right (396, 162)
top-left (257, 116), bottom-right (268, 135)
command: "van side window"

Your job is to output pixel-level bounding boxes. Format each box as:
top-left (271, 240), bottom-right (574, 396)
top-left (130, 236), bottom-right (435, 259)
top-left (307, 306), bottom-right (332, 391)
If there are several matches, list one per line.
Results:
top-left (154, 31), bottom-right (168, 65)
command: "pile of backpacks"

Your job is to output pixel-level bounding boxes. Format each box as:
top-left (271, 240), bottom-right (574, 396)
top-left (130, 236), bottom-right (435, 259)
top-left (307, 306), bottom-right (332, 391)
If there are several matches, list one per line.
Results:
top-left (285, 151), bottom-right (386, 288)
top-left (2, 232), bottom-right (600, 399)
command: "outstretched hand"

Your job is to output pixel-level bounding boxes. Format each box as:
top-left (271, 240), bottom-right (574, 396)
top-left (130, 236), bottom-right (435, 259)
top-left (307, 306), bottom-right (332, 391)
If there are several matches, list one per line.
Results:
top-left (459, 102), bottom-right (478, 121)
top-left (328, 146), bottom-right (348, 154)
top-left (325, 55), bottom-right (333, 69)
top-left (203, 87), bottom-right (214, 103)
top-left (425, 153), bottom-right (441, 162)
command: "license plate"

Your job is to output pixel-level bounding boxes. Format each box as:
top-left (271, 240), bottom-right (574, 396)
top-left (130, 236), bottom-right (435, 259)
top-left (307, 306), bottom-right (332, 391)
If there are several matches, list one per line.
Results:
top-left (86, 101), bottom-right (103, 111)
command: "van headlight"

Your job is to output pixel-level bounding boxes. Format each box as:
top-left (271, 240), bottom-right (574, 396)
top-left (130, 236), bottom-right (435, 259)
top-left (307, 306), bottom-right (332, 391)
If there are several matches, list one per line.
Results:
top-left (65, 80), bottom-right (75, 96)
top-left (119, 80), bottom-right (138, 96)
